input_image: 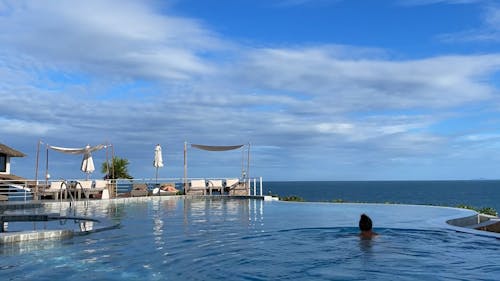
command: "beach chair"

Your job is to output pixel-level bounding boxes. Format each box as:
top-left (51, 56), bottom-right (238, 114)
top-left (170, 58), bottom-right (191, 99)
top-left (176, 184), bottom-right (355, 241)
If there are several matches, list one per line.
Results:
top-left (94, 180), bottom-right (111, 199)
top-left (96, 179), bottom-right (116, 198)
top-left (226, 179), bottom-right (247, 196)
top-left (225, 178), bottom-right (239, 192)
top-left (94, 180), bottom-right (108, 191)
top-left (76, 180), bottom-right (93, 199)
top-left (81, 179), bottom-right (106, 199)
top-left (44, 181), bottom-right (67, 200)
top-left (189, 179), bottom-right (206, 195)
top-left (152, 182), bottom-right (178, 196)
top-left (207, 179), bottom-right (223, 195)
top-left (131, 183), bottom-right (148, 197)
top-left (92, 179), bottom-right (108, 198)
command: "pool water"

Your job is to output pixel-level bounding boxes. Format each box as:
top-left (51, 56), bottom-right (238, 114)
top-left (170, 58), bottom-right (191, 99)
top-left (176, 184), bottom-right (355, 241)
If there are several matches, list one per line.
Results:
top-left (1, 198), bottom-right (499, 280)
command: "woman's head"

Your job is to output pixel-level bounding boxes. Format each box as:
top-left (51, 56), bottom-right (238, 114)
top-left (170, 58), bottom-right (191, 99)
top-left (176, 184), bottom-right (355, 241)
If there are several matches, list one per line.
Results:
top-left (359, 214), bottom-right (373, 232)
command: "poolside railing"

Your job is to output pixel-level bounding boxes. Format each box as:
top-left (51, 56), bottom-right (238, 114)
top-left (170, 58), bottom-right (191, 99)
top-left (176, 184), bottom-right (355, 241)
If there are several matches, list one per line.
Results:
top-left (248, 177), bottom-right (264, 196)
top-left (0, 176), bottom-right (264, 202)
top-left (114, 177), bottom-right (264, 197)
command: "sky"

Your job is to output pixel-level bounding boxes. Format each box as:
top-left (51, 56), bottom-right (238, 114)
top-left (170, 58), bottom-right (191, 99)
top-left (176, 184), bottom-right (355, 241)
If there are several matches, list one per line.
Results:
top-left (1, 0), bottom-right (500, 181)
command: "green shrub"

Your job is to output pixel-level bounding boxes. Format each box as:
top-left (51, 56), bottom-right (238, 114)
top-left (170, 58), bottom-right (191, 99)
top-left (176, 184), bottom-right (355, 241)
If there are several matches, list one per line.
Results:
top-left (456, 205), bottom-right (498, 216)
top-left (478, 207), bottom-right (498, 216)
top-left (456, 204), bottom-right (475, 210)
top-left (281, 195), bottom-right (304, 202)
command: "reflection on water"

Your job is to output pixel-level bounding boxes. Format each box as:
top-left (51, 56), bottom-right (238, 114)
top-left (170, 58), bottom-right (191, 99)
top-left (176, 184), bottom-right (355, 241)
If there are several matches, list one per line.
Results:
top-left (0, 239), bottom-right (62, 255)
top-left (79, 221), bottom-right (94, 232)
top-left (358, 237), bottom-right (374, 255)
top-left (182, 197), bottom-right (264, 227)
top-left (152, 200), bottom-right (164, 249)
top-left (249, 199), bottom-right (264, 229)
top-left (37, 200), bottom-right (125, 220)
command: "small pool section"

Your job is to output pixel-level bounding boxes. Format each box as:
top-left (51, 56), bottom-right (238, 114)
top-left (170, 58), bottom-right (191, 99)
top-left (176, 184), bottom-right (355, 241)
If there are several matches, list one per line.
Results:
top-left (1, 198), bottom-right (499, 280)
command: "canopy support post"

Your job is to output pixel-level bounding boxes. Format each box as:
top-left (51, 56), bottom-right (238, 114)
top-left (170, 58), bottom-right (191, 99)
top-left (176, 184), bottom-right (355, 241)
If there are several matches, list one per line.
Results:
top-left (183, 141), bottom-right (187, 194)
top-left (34, 139), bottom-right (41, 201)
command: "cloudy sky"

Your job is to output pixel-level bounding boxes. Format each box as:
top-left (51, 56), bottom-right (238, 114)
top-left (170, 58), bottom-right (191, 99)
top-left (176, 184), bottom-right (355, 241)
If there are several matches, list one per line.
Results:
top-left (2, 0), bottom-right (500, 181)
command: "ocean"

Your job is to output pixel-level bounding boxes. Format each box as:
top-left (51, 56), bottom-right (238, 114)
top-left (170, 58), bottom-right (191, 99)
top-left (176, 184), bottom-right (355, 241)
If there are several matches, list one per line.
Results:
top-left (263, 180), bottom-right (500, 212)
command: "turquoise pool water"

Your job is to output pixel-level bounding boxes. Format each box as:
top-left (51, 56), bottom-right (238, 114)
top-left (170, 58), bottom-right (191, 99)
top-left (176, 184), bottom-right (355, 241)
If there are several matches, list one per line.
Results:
top-left (1, 198), bottom-right (499, 280)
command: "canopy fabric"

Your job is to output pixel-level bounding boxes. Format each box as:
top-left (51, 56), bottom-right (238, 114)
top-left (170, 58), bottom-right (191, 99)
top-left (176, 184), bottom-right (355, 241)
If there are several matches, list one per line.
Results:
top-left (48, 144), bottom-right (105, 177)
top-left (191, 144), bottom-right (244, 151)
top-left (48, 144), bottom-right (106, 155)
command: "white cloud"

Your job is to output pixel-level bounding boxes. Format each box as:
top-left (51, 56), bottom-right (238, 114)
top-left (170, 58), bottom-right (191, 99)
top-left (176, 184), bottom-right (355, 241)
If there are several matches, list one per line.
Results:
top-left (314, 122), bottom-right (354, 134)
top-left (458, 133), bottom-right (500, 142)
top-left (238, 47), bottom-right (500, 111)
top-left (0, 118), bottom-right (53, 135)
top-left (4, 40), bottom-right (500, 178)
top-left (1, 0), bottom-right (500, 180)
top-left (0, 0), bottom-right (224, 81)
top-left (438, 5), bottom-right (500, 42)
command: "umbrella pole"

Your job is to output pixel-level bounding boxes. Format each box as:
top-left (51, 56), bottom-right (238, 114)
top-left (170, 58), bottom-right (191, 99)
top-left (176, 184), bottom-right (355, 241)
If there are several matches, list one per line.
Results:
top-left (156, 167), bottom-right (160, 196)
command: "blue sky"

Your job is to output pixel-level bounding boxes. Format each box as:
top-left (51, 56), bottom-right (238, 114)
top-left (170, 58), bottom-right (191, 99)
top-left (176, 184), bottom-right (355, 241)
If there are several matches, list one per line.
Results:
top-left (1, 0), bottom-right (500, 181)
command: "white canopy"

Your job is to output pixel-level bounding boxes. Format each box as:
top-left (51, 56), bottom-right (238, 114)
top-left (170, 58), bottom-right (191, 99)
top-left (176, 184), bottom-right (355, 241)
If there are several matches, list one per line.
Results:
top-left (48, 144), bottom-right (106, 178)
top-left (191, 144), bottom-right (244, 151)
top-left (48, 144), bottom-right (106, 155)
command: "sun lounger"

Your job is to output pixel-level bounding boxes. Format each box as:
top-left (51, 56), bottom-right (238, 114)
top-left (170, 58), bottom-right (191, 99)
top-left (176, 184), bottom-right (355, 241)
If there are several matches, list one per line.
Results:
top-left (76, 180), bottom-right (93, 199)
top-left (207, 179), bottom-right (223, 195)
top-left (225, 178), bottom-right (239, 191)
top-left (152, 182), bottom-right (178, 195)
top-left (96, 180), bottom-right (115, 198)
top-left (131, 183), bottom-right (148, 197)
top-left (44, 181), bottom-right (67, 200)
top-left (90, 179), bottom-right (109, 198)
top-left (226, 179), bottom-right (247, 196)
top-left (94, 180), bottom-right (108, 191)
top-left (188, 179), bottom-right (206, 195)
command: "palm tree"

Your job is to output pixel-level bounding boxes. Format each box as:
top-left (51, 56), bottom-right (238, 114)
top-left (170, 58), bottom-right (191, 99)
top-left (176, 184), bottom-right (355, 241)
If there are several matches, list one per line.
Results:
top-left (101, 156), bottom-right (133, 179)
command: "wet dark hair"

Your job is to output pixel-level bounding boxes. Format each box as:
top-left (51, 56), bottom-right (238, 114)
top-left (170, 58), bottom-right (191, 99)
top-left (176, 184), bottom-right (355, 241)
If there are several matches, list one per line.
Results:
top-left (359, 214), bottom-right (373, 231)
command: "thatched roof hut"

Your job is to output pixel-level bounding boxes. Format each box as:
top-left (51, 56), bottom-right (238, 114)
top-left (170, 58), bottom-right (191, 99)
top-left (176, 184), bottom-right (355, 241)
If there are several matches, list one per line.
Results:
top-left (0, 143), bottom-right (26, 157)
top-left (0, 143), bottom-right (26, 180)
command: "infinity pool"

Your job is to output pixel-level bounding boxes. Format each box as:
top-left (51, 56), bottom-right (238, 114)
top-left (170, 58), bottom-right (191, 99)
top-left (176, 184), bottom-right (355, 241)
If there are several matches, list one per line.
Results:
top-left (1, 198), bottom-right (499, 280)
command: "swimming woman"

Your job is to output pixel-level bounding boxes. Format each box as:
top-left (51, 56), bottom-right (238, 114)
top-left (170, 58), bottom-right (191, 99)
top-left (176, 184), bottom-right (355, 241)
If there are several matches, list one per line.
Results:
top-left (359, 213), bottom-right (378, 239)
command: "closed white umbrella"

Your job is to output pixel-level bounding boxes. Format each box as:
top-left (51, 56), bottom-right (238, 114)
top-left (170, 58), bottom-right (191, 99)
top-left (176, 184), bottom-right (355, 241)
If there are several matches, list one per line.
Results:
top-left (81, 145), bottom-right (95, 179)
top-left (153, 144), bottom-right (164, 186)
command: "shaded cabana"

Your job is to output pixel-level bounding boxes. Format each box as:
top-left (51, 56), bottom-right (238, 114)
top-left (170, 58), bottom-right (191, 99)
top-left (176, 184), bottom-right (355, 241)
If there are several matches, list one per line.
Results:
top-left (183, 142), bottom-right (250, 194)
top-left (34, 142), bottom-right (114, 189)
